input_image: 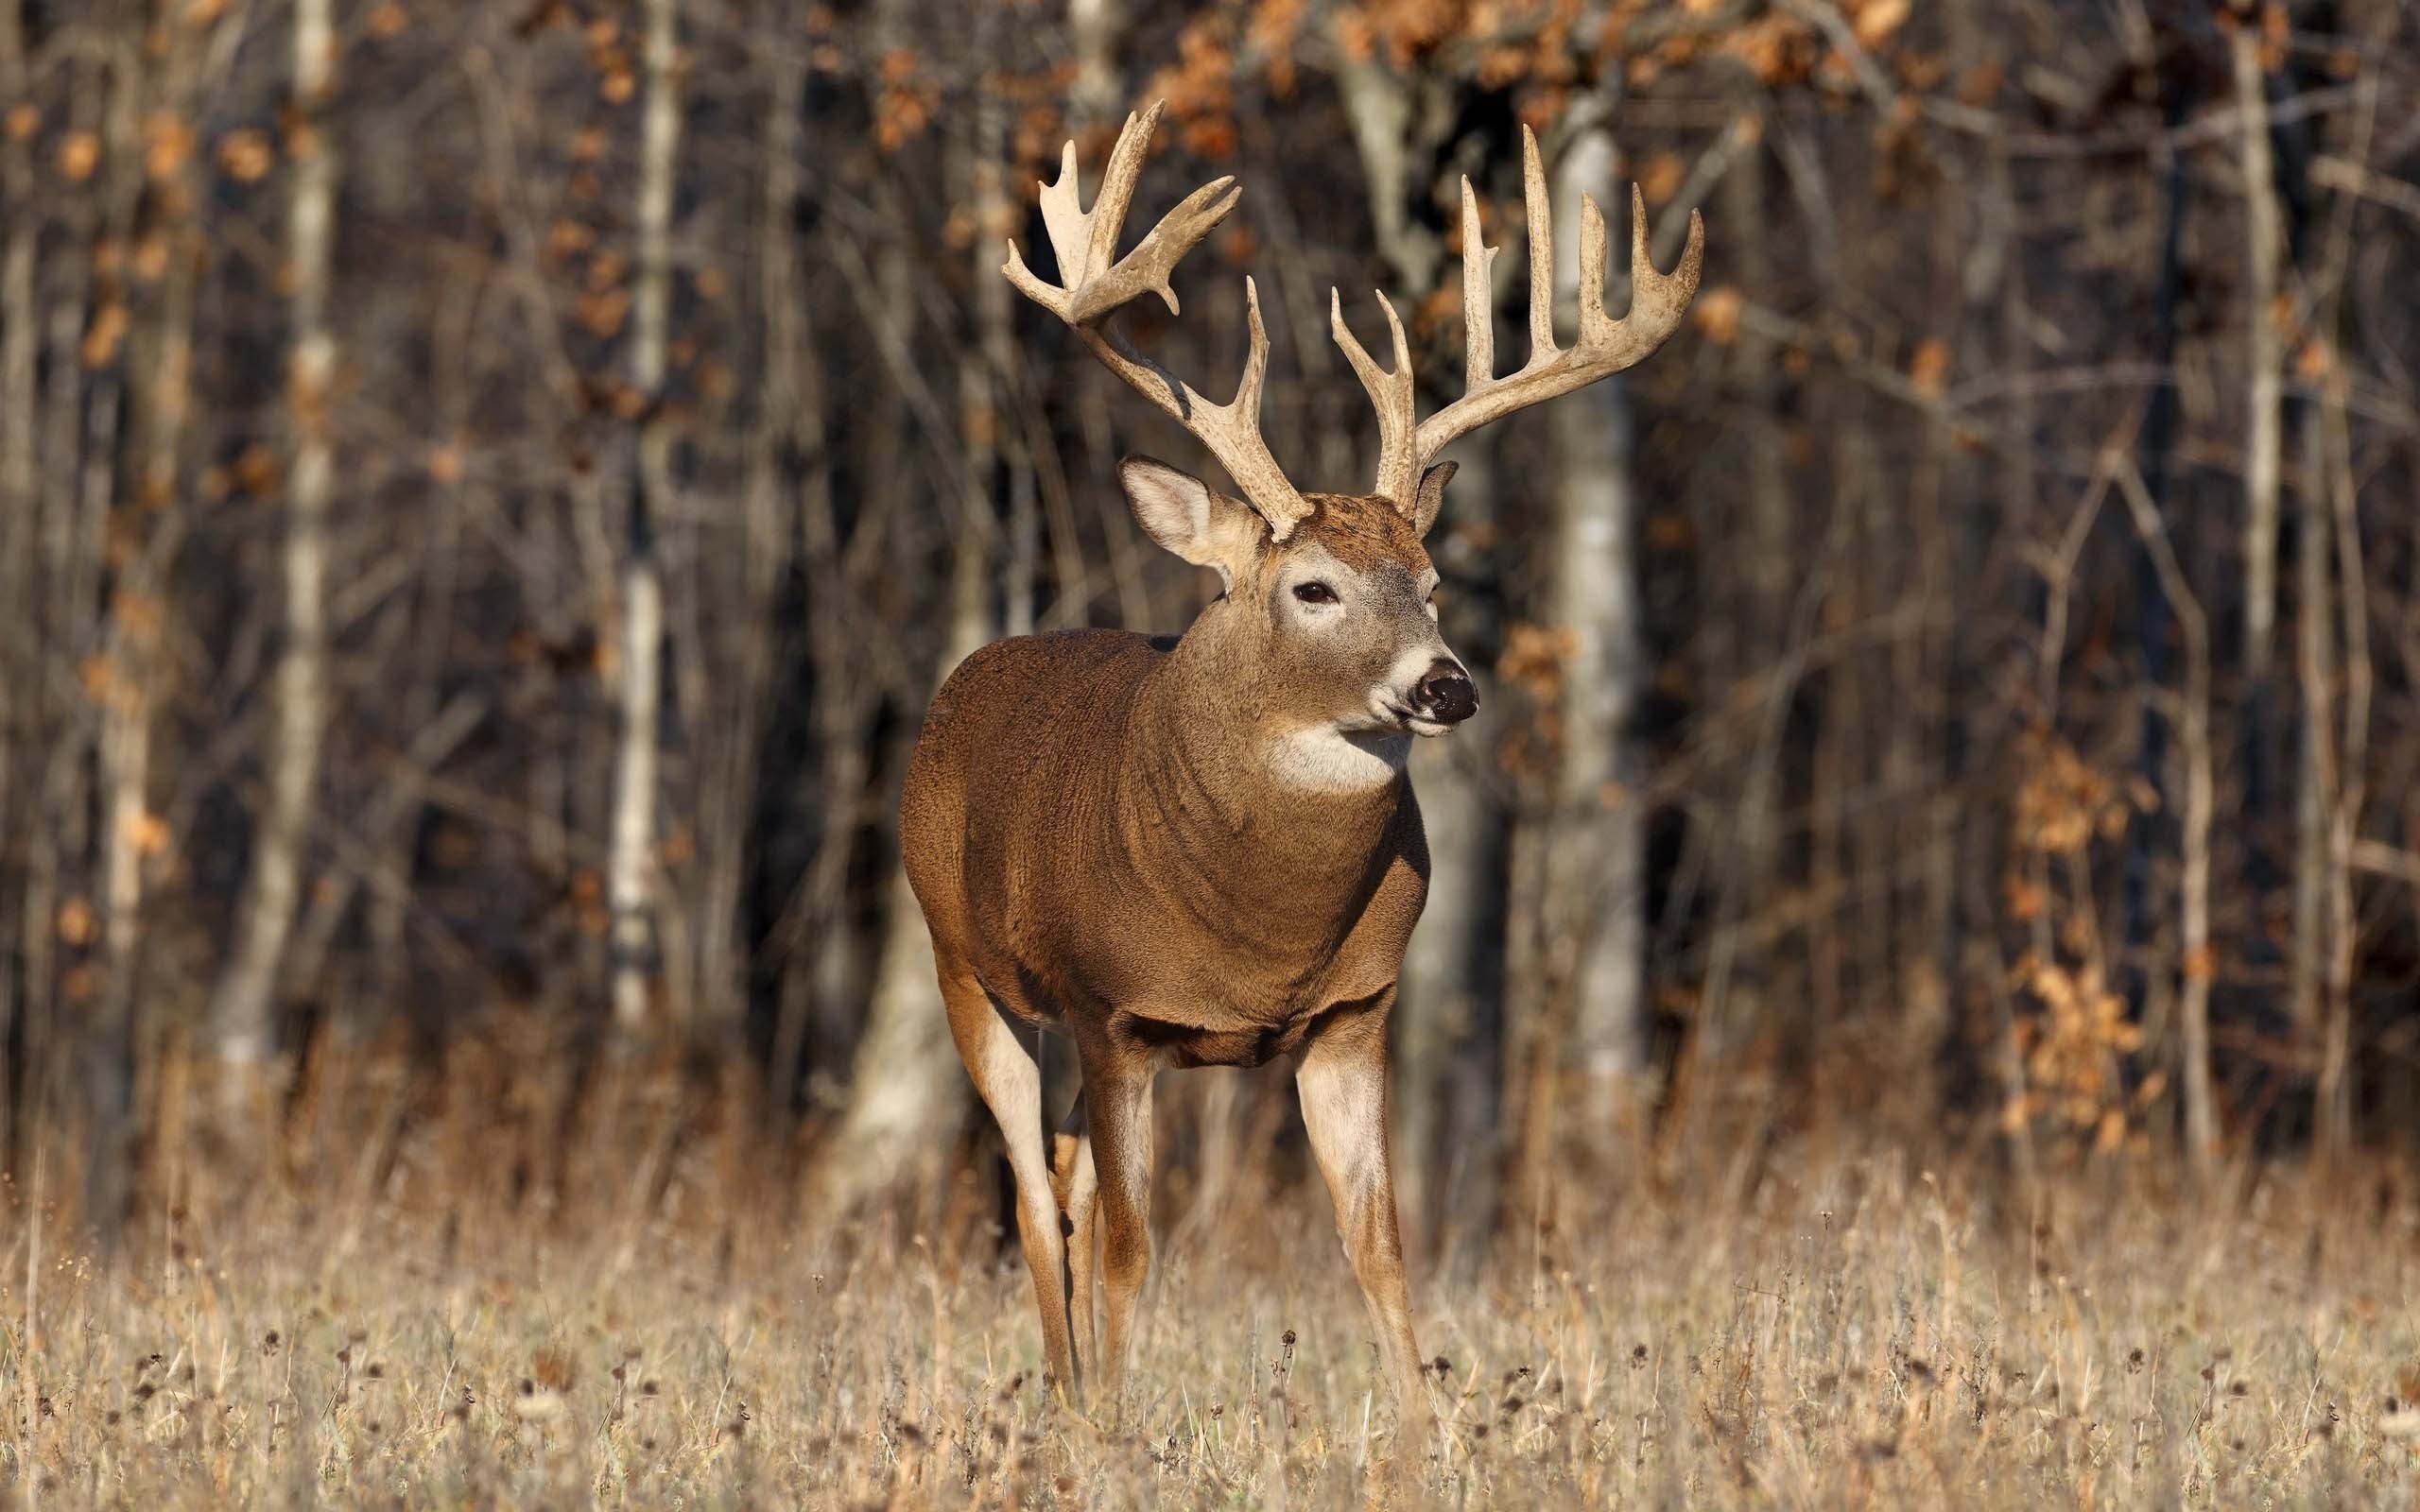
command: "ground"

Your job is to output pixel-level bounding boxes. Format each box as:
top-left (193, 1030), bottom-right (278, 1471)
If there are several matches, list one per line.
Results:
top-left (4, 1131), bottom-right (2414, 1509)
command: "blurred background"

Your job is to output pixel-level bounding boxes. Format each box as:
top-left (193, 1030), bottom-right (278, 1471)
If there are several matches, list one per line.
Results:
top-left (0, 0), bottom-right (2415, 1257)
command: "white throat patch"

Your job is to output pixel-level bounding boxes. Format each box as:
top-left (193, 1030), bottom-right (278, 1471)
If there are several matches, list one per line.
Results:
top-left (1266, 726), bottom-right (1410, 794)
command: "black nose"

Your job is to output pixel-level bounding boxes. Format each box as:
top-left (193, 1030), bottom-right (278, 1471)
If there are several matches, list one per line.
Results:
top-left (1413, 660), bottom-right (1478, 725)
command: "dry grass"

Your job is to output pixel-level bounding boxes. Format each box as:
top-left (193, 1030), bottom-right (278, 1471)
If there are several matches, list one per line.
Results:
top-left (7, 1093), bottom-right (2420, 1511)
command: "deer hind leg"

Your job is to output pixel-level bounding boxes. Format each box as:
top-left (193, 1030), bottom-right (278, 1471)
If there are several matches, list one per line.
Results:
top-left (1076, 1042), bottom-right (1155, 1424)
top-left (1050, 1091), bottom-right (1098, 1387)
top-left (942, 967), bottom-right (1080, 1402)
top-left (1296, 996), bottom-right (1433, 1434)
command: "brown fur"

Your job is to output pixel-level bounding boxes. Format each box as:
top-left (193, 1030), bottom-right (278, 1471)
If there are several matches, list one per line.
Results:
top-left (900, 488), bottom-right (1447, 1428)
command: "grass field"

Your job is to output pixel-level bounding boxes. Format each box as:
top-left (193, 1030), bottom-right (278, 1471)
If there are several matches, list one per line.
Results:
top-left (5, 1089), bottom-right (2417, 1510)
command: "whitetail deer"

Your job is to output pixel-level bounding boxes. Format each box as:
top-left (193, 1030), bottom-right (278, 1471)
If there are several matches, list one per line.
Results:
top-left (900, 101), bottom-right (1702, 1424)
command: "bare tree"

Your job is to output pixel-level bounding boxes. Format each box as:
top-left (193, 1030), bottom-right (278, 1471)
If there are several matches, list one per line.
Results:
top-left (210, 0), bottom-right (339, 1080)
top-left (1544, 113), bottom-right (1647, 1138)
top-left (608, 0), bottom-right (683, 1032)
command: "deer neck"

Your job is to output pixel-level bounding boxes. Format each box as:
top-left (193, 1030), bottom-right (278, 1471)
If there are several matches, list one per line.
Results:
top-left (1116, 621), bottom-right (1407, 911)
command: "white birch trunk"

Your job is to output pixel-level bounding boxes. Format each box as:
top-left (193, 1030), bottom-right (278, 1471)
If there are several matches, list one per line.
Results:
top-left (2233, 26), bottom-right (2282, 687)
top-left (210, 0), bottom-right (337, 1069)
top-left (608, 0), bottom-right (681, 1032)
top-left (1545, 125), bottom-right (1646, 1137)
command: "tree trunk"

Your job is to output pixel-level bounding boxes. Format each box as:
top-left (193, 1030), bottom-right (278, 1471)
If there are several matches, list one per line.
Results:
top-left (91, 5), bottom-right (206, 1239)
top-left (2115, 468), bottom-right (2216, 1182)
top-left (1068, 0), bottom-right (1121, 125)
top-left (1545, 122), bottom-right (1646, 1141)
top-left (813, 548), bottom-right (990, 1214)
top-left (608, 0), bottom-right (682, 1033)
top-left (0, 0), bottom-right (35, 1112)
top-left (2296, 411), bottom-right (2342, 1158)
top-left (1399, 433), bottom-right (1506, 1261)
top-left (210, 0), bottom-right (338, 1077)
top-left (2233, 25), bottom-right (2283, 690)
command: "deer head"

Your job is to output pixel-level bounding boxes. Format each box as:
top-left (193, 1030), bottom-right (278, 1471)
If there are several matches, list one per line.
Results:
top-left (1004, 102), bottom-right (1703, 766)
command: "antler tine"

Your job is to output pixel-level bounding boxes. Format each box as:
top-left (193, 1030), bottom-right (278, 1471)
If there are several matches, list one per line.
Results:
top-left (1617, 182), bottom-right (1706, 342)
top-left (1002, 102), bottom-right (1312, 539)
top-left (1461, 177), bottom-right (1497, 392)
top-left (1409, 130), bottom-right (1705, 481)
top-left (1522, 127), bottom-right (1555, 366)
top-left (1578, 190), bottom-right (1608, 335)
top-left (1331, 288), bottom-right (1419, 505)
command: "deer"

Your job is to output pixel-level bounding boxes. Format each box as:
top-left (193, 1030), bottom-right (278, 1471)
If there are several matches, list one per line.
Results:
top-left (898, 100), bottom-right (1702, 1428)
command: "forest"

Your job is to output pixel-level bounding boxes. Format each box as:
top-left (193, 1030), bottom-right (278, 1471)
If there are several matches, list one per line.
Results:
top-left (1, 0), bottom-right (2418, 1504)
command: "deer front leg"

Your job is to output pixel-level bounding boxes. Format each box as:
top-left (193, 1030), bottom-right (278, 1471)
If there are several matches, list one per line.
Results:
top-left (940, 974), bottom-right (1080, 1403)
top-left (1050, 1091), bottom-right (1098, 1384)
top-left (1296, 991), bottom-right (1432, 1433)
top-left (1076, 1037), bottom-right (1155, 1423)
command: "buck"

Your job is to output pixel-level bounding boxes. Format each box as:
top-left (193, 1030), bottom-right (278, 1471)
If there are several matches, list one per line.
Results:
top-left (899, 102), bottom-right (1702, 1424)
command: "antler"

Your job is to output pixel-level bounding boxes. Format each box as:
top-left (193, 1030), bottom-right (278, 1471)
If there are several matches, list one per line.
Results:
top-left (1004, 102), bottom-right (1313, 541)
top-left (1334, 125), bottom-right (1705, 514)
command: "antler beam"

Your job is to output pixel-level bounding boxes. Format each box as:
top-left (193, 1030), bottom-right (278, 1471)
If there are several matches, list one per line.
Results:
top-left (1004, 102), bottom-right (1312, 540)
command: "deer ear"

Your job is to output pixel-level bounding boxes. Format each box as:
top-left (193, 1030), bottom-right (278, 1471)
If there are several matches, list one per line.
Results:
top-left (1409, 460), bottom-right (1458, 538)
top-left (1120, 455), bottom-right (1263, 588)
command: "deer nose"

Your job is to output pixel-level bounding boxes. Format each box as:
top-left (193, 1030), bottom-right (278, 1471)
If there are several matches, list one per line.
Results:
top-left (1412, 659), bottom-right (1478, 725)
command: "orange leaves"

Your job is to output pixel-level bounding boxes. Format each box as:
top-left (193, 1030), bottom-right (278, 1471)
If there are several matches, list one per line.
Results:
top-left (56, 897), bottom-right (98, 950)
top-left (2003, 730), bottom-right (2164, 1160)
top-left (544, 217), bottom-right (596, 266)
top-left (1140, 16), bottom-right (1241, 163)
top-left (58, 131), bottom-right (101, 183)
top-left (874, 49), bottom-right (937, 151)
top-left (129, 809), bottom-right (173, 860)
top-left (1693, 285), bottom-right (1744, 347)
top-left (1907, 337), bottom-right (1950, 399)
top-left (1494, 622), bottom-right (1578, 783)
top-left (1498, 622), bottom-right (1577, 705)
top-left (1717, 17), bottom-right (1814, 91)
top-left (2010, 953), bottom-right (2149, 1151)
top-left (571, 244), bottom-right (631, 338)
top-left (586, 15), bottom-right (637, 104)
top-left (144, 111), bottom-right (196, 181)
top-left (233, 442), bottom-right (283, 498)
top-left (1247, 0), bottom-right (1308, 95)
top-left (578, 287), bottom-right (631, 340)
top-left (217, 129), bottom-right (274, 182)
top-left (82, 302), bottom-right (130, 369)
top-left (2014, 732), bottom-right (2134, 855)
top-left (1849, 0), bottom-right (1911, 47)
top-left (5, 104), bottom-right (36, 142)
top-left (1635, 150), bottom-right (1685, 206)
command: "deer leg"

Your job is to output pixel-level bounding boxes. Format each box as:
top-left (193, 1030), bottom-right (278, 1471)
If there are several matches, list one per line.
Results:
top-left (1049, 1091), bottom-right (1099, 1388)
top-left (1297, 995), bottom-right (1433, 1433)
top-left (942, 971), bottom-right (1079, 1402)
top-left (1078, 1044), bottom-right (1155, 1423)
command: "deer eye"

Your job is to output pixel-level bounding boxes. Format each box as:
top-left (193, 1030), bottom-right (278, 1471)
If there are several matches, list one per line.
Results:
top-left (1292, 581), bottom-right (1339, 606)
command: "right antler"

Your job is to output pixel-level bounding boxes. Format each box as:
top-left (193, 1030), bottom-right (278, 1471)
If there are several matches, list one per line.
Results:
top-left (1004, 102), bottom-right (1313, 541)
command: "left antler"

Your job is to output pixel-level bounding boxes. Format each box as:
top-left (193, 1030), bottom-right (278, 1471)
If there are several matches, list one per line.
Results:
top-left (1331, 125), bottom-right (1706, 514)
top-left (1004, 101), bottom-right (1314, 541)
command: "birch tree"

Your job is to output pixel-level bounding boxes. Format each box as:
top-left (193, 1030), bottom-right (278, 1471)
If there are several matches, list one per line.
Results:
top-left (1544, 114), bottom-right (1646, 1138)
top-left (209, 0), bottom-right (338, 1078)
top-left (608, 0), bottom-right (682, 1032)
